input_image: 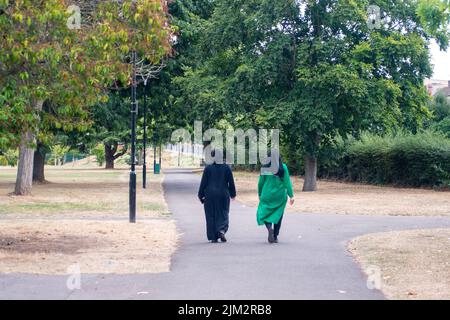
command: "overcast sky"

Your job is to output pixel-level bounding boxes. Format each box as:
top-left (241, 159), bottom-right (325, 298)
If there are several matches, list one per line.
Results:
top-left (430, 40), bottom-right (450, 80)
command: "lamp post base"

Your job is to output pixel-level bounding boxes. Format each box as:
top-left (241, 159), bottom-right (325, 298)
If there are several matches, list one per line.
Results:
top-left (143, 164), bottom-right (147, 189)
top-left (129, 171), bottom-right (136, 223)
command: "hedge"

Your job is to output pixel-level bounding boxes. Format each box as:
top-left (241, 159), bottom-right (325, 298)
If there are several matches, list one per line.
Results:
top-left (319, 131), bottom-right (450, 188)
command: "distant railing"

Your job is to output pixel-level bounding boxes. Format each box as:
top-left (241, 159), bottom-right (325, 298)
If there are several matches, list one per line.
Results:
top-left (165, 143), bottom-right (204, 158)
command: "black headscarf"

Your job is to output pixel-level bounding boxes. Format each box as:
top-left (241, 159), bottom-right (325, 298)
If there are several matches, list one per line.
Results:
top-left (209, 148), bottom-right (224, 165)
top-left (261, 148), bottom-right (285, 179)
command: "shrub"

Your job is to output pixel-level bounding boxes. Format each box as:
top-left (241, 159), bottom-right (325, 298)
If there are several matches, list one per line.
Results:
top-left (431, 116), bottom-right (450, 138)
top-left (318, 135), bottom-right (351, 179)
top-left (91, 144), bottom-right (105, 167)
top-left (320, 130), bottom-right (450, 188)
top-left (118, 154), bottom-right (132, 166)
top-left (0, 149), bottom-right (19, 167)
top-left (48, 145), bottom-right (70, 166)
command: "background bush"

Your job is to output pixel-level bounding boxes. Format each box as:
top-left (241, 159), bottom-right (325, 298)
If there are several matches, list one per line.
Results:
top-left (0, 149), bottom-right (19, 167)
top-left (91, 144), bottom-right (105, 167)
top-left (319, 130), bottom-right (450, 188)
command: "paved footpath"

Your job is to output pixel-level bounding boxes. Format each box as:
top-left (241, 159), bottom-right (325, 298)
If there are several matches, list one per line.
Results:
top-left (1, 169), bottom-right (450, 300)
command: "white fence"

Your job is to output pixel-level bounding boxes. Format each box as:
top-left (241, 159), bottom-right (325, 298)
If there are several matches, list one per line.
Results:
top-left (165, 143), bottom-right (204, 158)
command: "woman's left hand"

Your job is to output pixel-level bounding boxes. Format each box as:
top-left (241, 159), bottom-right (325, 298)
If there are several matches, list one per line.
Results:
top-left (289, 198), bottom-right (295, 206)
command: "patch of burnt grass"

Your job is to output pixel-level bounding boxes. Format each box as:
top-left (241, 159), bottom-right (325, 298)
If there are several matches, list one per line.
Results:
top-left (0, 234), bottom-right (97, 254)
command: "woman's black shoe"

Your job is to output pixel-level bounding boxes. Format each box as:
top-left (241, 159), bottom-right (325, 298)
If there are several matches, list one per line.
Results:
top-left (211, 240), bottom-right (218, 243)
top-left (219, 232), bottom-right (227, 243)
top-left (268, 229), bottom-right (275, 243)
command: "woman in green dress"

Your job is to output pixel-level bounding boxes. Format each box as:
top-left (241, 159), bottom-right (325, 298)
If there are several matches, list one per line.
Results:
top-left (257, 150), bottom-right (294, 243)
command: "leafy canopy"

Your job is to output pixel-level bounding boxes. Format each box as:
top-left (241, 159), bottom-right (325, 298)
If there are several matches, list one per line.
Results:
top-left (0, 0), bottom-right (172, 149)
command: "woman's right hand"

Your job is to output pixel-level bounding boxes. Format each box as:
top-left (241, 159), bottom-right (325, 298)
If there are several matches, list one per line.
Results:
top-left (289, 198), bottom-right (295, 206)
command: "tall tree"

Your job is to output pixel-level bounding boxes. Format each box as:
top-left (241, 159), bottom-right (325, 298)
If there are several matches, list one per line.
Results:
top-left (90, 90), bottom-right (130, 169)
top-left (176, 0), bottom-right (450, 191)
top-left (32, 99), bottom-right (92, 182)
top-left (428, 92), bottom-right (450, 138)
top-left (136, 0), bottom-right (217, 152)
top-left (0, 0), bottom-right (172, 195)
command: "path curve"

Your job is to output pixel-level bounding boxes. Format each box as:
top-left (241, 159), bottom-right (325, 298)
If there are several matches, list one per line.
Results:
top-left (147, 169), bottom-right (450, 300)
top-left (1, 169), bottom-right (450, 300)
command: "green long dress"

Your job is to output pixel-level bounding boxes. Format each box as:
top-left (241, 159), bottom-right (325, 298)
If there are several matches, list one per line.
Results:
top-left (257, 163), bottom-right (294, 225)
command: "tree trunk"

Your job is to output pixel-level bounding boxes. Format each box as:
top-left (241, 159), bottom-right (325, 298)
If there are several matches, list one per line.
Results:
top-left (303, 154), bottom-right (318, 192)
top-left (14, 100), bottom-right (44, 195)
top-left (104, 144), bottom-right (115, 169)
top-left (32, 143), bottom-right (46, 183)
top-left (138, 149), bottom-right (143, 166)
top-left (15, 130), bottom-right (35, 195)
top-left (159, 144), bottom-right (162, 169)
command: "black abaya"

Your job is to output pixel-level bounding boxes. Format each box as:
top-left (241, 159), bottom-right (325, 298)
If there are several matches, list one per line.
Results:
top-left (198, 164), bottom-right (236, 241)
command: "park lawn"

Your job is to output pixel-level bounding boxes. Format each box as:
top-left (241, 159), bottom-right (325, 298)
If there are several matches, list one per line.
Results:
top-left (0, 166), bottom-right (178, 274)
top-left (348, 229), bottom-right (450, 300)
top-left (61, 150), bottom-right (202, 170)
top-left (233, 171), bottom-right (450, 216)
top-left (0, 167), bottom-right (169, 218)
top-left (164, 151), bottom-right (202, 168)
top-left (0, 219), bottom-right (178, 274)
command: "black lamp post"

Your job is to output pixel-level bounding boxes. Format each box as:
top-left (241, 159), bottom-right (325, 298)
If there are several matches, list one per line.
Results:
top-left (142, 79), bottom-right (148, 189)
top-left (129, 51), bottom-right (137, 223)
top-left (133, 57), bottom-right (165, 193)
top-left (153, 139), bottom-right (157, 173)
top-left (137, 63), bottom-right (164, 186)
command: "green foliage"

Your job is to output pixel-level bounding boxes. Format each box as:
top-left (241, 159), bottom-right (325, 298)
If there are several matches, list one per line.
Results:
top-left (0, 0), bottom-right (173, 148)
top-left (417, 0), bottom-right (450, 49)
top-left (174, 0), bottom-right (449, 167)
top-left (320, 131), bottom-right (450, 188)
top-left (0, 149), bottom-right (19, 167)
top-left (134, 0), bottom-right (216, 145)
top-left (0, 84), bottom-right (34, 149)
top-left (91, 144), bottom-right (106, 167)
top-left (432, 116), bottom-right (450, 138)
top-left (118, 154), bottom-right (132, 166)
top-left (316, 135), bottom-right (352, 178)
top-left (430, 93), bottom-right (450, 121)
top-left (48, 144), bottom-right (70, 166)
top-left (89, 90), bottom-right (131, 148)
top-left (426, 93), bottom-right (450, 138)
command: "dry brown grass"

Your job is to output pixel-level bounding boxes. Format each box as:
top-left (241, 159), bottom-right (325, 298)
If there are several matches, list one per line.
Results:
top-left (234, 171), bottom-right (450, 216)
top-left (0, 167), bottom-right (178, 274)
top-left (0, 219), bottom-right (178, 274)
top-left (0, 168), bottom-right (169, 218)
top-left (348, 229), bottom-right (450, 300)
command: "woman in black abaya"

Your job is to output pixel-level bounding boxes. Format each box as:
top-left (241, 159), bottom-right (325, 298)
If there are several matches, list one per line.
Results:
top-left (198, 149), bottom-right (236, 243)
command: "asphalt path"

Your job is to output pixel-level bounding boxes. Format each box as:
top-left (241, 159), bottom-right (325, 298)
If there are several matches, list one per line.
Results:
top-left (1, 169), bottom-right (450, 300)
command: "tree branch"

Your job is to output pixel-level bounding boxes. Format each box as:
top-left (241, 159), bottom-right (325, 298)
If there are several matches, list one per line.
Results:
top-left (113, 144), bottom-right (128, 160)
